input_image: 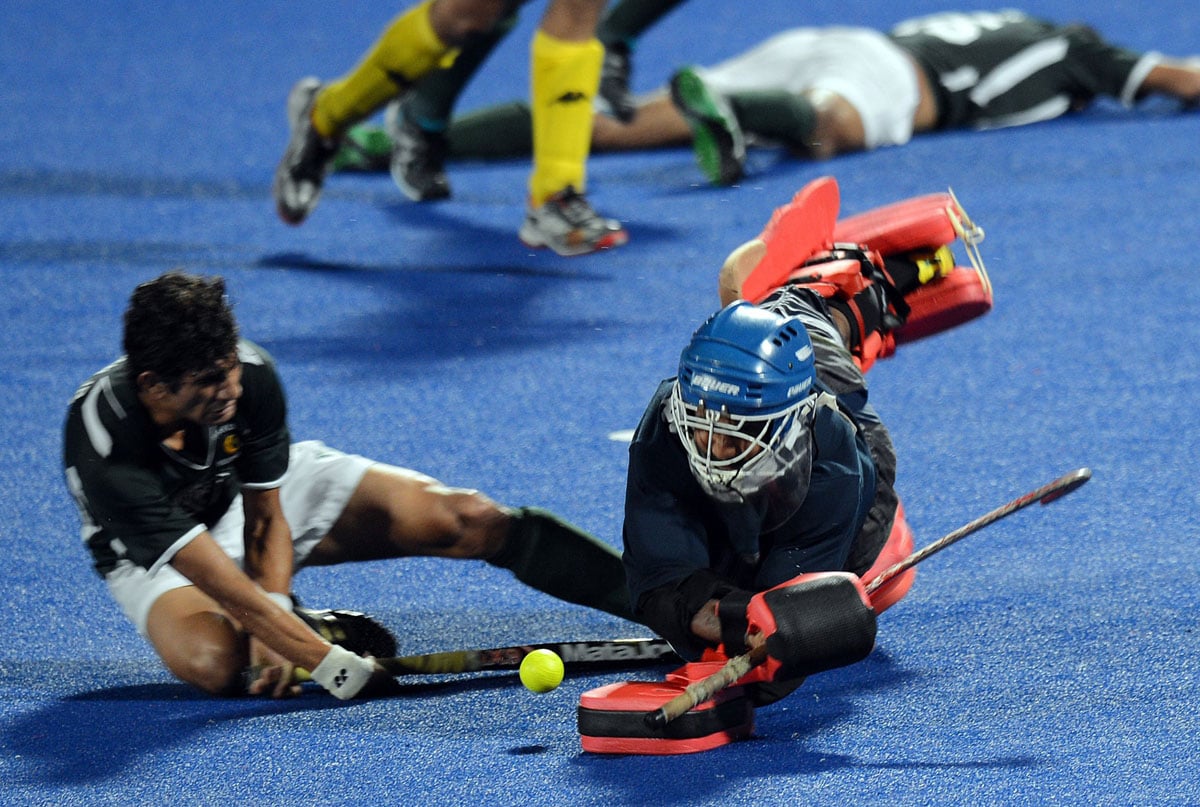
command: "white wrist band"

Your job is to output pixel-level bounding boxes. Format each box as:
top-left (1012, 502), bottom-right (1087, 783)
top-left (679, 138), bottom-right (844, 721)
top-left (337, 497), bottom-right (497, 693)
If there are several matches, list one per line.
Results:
top-left (310, 645), bottom-right (374, 700)
top-left (265, 592), bottom-right (293, 612)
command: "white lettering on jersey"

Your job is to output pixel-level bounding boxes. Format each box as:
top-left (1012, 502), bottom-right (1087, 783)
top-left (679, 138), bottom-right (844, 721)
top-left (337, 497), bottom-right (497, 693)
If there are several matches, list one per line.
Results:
top-left (892, 10), bottom-right (1024, 45)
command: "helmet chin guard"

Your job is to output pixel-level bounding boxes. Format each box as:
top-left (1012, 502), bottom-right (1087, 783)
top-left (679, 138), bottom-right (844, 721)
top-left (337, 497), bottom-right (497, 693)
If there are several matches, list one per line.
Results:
top-left (668, 302), bottom-right (821, 506)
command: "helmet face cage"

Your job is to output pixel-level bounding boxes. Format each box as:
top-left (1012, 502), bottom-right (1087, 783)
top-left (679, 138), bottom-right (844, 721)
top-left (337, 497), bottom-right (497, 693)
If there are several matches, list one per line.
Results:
top-left (668, 380), bottom-right (818, 504)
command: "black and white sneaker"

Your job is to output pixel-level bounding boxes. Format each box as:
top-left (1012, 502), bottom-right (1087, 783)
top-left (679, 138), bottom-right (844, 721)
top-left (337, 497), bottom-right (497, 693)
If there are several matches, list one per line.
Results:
top-left (384, 99), bottom-right (451, 202)
top-left (597, 42), bottom-right (636, 123)
top-left (294, 605), bottom-right (398, 658)
top-left (272, 77), bottom-right (340, 225)
top-left (518, 186), bottom-right (629, 256)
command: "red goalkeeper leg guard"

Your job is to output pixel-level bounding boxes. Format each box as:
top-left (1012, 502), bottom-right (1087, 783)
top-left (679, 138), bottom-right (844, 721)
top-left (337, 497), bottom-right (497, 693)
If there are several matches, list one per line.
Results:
top-left (834, 189), bottom-right (994, 344)
top-left (741, 175), bottom-right (840, 304)
top-left (895, 265), bottom-right (993, 345)
top-left (744, 180), bottom-right (992, 346)
top-left (862, 501), bottom-right (916, 613)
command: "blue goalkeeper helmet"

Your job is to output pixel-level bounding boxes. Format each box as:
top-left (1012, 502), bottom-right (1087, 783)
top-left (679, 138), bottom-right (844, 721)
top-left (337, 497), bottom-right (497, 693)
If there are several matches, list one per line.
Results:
top-left (668, 301), bottom-right (820, 504)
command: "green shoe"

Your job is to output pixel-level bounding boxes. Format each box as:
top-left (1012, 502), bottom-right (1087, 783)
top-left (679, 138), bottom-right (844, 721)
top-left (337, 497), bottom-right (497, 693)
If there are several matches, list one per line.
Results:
top-left (669, 67), bottom-right (746, 186)
top-left (330, 124), bottom-right (392, 173)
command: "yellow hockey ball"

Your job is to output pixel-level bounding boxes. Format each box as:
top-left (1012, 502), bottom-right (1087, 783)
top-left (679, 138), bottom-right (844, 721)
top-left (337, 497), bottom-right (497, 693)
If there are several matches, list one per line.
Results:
top-left (519, 649), bottom-right (565, 693)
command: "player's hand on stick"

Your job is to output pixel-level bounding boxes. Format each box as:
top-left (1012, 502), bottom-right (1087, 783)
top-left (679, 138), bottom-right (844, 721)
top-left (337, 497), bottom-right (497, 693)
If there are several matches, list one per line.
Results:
top-left (309, 646), bottom-right (398, 700)
top-left (246, 637), bottom-right (302, 699)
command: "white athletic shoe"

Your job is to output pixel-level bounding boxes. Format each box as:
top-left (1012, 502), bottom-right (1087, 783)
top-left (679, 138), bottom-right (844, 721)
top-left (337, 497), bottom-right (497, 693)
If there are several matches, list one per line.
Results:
top-left (272, 77), bottom-right (340, 225)
top-left (519, 186), bottom-right (629, 256)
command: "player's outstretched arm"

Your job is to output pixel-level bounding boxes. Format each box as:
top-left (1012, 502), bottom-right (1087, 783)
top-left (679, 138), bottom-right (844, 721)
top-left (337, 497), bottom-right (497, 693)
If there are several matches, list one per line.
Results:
top-left (1139, 58), bottom-right (1200, 105)
top-left (170, 533), bottom-right (382, 699)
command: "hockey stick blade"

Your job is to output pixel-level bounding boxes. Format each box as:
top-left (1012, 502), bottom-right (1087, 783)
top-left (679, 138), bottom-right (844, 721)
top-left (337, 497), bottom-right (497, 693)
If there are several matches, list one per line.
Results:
top-left (646, 467), bottom-right (1092, 728)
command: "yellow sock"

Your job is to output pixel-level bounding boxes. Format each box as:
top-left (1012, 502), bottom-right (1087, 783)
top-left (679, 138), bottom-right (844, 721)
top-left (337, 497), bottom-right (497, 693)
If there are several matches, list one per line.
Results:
top-left (528, 31), bottom-right (602, 206)
top-left (313, 0), bottom-right (449, 137)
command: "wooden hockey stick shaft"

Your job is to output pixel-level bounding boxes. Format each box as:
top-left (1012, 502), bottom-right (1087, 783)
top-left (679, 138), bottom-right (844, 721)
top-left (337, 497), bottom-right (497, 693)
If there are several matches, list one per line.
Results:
top-left (645, 467), bottom-right (1092, 729)
top-left (864, 467), bottom-right (1092, 595)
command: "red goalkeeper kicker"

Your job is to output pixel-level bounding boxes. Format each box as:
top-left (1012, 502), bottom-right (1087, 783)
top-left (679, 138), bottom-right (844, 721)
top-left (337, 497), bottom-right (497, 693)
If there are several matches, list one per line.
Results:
top-left (578, 468), bottom-right (1092, 755)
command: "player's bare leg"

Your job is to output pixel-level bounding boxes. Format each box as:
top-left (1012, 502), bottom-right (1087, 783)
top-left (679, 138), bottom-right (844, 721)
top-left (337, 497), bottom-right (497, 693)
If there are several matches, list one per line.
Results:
top-left (145, 587), bottom-right (250, 695)
top-left (312, 464), bottom-right (634, 619)
top-left (591, 94), bottom-right (693, 150)
top-left (519, 0), bottom-right (628, 255)
top-left (308, 465), bottom-right (510, 563)
top-left (801, 90), bottom-right (867, 160)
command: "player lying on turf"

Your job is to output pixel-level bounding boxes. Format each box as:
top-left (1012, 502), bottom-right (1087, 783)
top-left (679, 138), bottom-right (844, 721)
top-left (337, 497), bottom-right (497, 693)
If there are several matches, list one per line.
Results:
top-left (619, 176), bottom-right (992, 705)
top-left (331, 9), bottom-right (1200, 186)
top-left (63, 272), bottom-right (634, 700)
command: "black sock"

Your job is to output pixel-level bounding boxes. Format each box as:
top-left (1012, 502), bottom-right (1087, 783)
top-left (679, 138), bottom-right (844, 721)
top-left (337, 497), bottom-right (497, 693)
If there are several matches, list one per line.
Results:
top-left (597, 0), bottom-right (688, 48)
top-left (402, 3), bottom-right (522, 129)
top-left (447, 102), bottom-right (533, 159)
top-left (487, 507), bottom-right (636, 622)
top-left (728, 91), bottom-right (817, 148)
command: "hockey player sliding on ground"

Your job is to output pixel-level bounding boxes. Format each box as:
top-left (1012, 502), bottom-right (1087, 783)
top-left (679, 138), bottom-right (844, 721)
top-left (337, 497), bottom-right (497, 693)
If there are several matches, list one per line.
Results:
top-left (579, 176), bottom-right (992, 753)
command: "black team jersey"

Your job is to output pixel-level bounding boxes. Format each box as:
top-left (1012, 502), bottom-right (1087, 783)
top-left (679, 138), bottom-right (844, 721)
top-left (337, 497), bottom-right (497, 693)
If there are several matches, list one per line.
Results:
top-left (889, 10), bottom-right (1153, 129)
top-left (63, 339), bottom-right (290, 576)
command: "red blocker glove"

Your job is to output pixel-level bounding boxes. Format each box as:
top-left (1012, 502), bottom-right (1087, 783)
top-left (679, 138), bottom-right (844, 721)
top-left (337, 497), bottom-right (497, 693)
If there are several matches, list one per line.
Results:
top-left (730, 572), bottom-right (877, 682)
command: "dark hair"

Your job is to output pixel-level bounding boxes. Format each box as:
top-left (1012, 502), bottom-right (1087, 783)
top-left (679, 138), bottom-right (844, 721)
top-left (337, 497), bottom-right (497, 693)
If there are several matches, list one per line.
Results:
top-left (123, 271), bottom-right (239, 388)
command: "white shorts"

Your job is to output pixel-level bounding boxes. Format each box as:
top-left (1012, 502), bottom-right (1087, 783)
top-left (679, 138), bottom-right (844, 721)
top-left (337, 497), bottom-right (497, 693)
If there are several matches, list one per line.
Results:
top-left (106, 440), bottom-right (373, 636)
top-left (695, 27), bottom-right (921, 150)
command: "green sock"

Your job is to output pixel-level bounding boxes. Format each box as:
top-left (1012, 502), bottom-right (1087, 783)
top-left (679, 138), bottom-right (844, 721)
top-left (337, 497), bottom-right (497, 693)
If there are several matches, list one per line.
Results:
top-left (487, 507), bottom-right (635, 622)
top-left (597, 0), bottom-right (688, 48)
top-left (728, 90), bottom-right (818, 149)
top-left (402, 2), bottom-right (521, 130)
top-left (447, 101), bottom-right (534, 159)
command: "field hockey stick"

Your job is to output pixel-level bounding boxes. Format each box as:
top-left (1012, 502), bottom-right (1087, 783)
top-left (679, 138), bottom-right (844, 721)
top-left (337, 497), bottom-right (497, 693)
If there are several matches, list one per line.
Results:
top-left (371, 637), bottom-right (679, 676)
top-left (250, 637), bottom-right (682, 687)
top-left (645, 467), bottom-right (1093, 729)
top-left (863, 466), bottom-right (1092, 595)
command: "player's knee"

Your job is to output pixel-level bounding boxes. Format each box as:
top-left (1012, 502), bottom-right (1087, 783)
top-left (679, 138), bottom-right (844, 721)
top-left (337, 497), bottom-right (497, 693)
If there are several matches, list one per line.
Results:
top-left (430, 0), bottom-right (506, 43)
top-left (452, 490), bottom-right (511, 557)
top-left (415, 487), bottom-right (509, 559)
top-left (162, 617), bottom-right (247, 696)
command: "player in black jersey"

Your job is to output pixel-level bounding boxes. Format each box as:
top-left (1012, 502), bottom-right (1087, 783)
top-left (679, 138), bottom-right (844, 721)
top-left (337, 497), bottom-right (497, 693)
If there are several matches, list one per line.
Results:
top-left (63, 272), bottom-right (634, 701)
top-left (332, 9), bottom-right (1200, 185)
